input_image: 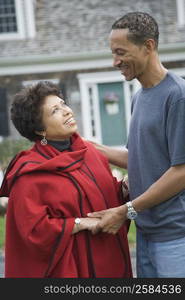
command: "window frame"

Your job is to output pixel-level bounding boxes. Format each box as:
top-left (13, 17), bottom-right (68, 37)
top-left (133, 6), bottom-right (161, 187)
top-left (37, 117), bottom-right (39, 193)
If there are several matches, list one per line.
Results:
top-left (176, 0), bottom-right (185, 28)
top-left (0, 0), bottom-right (36, 41)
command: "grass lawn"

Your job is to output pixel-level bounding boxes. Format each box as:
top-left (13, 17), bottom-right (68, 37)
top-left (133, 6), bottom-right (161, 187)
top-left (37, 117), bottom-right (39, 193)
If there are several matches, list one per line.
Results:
top-left (128, 220), bottom-right (136, 245)
top-left (0, 216), bottom-right (5, 249)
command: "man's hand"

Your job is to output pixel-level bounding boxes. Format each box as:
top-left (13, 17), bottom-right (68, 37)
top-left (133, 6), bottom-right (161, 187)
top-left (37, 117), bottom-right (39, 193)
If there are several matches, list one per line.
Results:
top-left (86, 140), bottom-right (128, 168)
top-left (82, 217), bottom-right (101, 232)
top-left (87, 205), bottom-right (127, 234)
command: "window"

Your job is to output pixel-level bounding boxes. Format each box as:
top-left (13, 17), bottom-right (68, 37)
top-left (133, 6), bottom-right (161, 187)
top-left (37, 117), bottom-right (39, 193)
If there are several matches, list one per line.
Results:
top-left (0, 0), bottom-right (36, 40)
top-left (176, 0), bottom-right (185, 27)
top-left (0, 0), bottom-right (18, 34)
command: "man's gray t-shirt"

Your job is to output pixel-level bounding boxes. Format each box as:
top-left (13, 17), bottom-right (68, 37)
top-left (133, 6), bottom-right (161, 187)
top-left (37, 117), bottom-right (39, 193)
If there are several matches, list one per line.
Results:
top-left (128, 72), bottom-right (185, 242)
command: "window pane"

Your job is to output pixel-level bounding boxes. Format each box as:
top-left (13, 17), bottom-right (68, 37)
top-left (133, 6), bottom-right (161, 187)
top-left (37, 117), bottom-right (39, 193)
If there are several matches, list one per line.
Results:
top-left (0, 0), bottom-right (17, 33)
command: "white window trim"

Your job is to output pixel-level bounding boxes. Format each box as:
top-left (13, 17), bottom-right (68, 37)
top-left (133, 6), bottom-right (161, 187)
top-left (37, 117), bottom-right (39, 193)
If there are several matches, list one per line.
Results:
top-left (0, 0), bottom-right (36, 41)
top-left (176, 0), bottom-right (185, 27)
top-left (24, 0), bottom-right (36, 39)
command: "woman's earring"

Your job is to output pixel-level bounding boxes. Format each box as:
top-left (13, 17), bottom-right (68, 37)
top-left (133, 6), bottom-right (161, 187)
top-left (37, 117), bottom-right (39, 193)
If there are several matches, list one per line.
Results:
top-left (40, 136), bottom-right (47, 146)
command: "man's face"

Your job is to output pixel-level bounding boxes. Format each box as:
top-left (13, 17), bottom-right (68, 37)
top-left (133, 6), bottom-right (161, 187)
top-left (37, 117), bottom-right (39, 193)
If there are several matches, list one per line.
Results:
top-left (109, 28), bottom-right (149, 81)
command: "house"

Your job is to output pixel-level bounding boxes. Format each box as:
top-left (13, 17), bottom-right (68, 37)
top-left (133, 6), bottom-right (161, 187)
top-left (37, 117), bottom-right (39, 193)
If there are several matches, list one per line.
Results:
top-left (0, 0), bottom-right (185, 147)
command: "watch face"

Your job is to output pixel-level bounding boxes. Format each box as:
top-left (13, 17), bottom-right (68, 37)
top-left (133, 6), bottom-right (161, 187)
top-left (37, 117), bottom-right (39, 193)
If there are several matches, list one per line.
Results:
top-left (75, 218), bottom-right (81, 224)
top-left (127, 210), bottom-right (137, 220)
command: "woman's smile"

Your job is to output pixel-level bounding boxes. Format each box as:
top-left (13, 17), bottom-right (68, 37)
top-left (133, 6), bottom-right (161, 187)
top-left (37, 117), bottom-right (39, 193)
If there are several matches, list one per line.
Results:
top-left (64, 117), bottom-right (76, 126)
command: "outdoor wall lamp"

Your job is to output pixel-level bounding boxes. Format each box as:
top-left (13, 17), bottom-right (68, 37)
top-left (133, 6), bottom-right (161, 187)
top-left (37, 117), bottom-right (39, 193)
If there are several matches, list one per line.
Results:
top-left (103, 92), bottom-right (119, 115)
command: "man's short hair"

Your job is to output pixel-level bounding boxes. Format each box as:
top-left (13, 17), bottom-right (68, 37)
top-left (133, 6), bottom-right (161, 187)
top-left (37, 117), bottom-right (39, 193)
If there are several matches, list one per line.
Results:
top-left (112, 12), bottom-right (159, 49)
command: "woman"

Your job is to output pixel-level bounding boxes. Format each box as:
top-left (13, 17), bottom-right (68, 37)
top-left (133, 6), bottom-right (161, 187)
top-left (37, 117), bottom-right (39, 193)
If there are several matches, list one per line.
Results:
top-left (0, 81), bottom-right (132, 278)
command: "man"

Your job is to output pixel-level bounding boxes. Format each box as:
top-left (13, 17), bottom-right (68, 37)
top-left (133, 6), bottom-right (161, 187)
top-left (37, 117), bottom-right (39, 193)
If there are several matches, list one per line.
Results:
top-left (88, 12), bottom-right (185, 278)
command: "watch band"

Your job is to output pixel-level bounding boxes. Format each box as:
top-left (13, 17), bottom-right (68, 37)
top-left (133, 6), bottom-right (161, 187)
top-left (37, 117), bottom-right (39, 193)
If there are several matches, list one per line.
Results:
top-left (126, 201), bottom-right (138, 220)
top-left (126, 201), bottom-right (134, 210)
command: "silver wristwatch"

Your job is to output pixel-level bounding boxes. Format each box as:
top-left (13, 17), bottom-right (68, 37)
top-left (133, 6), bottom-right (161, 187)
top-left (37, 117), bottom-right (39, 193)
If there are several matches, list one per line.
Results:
top-left (126, 201), bottom-right (138, 220)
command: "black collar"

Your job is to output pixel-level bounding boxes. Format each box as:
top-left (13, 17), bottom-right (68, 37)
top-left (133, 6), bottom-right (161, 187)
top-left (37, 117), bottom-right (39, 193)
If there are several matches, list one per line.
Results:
top-left (47, 139), bottom-right (71, 152)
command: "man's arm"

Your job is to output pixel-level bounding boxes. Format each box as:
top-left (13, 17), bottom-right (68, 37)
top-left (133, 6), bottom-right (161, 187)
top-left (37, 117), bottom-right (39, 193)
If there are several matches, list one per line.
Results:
top-left (88, 164), bottom-right (185, 234)
top-left (132, 164), bottom-right (185, 211)
top-left (90, 141), bottom-right (128, 169)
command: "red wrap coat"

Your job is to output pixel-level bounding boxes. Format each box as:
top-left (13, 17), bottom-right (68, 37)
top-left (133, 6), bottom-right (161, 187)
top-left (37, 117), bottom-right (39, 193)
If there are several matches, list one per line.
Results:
top-left (0, 133), bottom-right (132, 278)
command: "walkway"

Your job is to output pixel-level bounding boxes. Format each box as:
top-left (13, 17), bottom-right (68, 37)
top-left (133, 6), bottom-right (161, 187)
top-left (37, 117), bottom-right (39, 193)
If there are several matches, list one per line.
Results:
top-left (0, 250), bottom-right (4, 278)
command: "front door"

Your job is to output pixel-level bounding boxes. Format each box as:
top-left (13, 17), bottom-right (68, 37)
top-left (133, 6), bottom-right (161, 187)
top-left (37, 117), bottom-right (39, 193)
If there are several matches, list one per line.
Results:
top-left (98, 82), bottom-right (127, 146)
top-left (78, 71), bottom-right (138, 146)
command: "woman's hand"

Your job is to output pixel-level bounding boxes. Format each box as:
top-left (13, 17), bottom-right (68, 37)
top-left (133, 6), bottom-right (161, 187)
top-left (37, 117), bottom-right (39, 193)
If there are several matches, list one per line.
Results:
top-left (72, 217), bottom-right (101, 234)
top-left (87, 205), bottom-right (127, 234)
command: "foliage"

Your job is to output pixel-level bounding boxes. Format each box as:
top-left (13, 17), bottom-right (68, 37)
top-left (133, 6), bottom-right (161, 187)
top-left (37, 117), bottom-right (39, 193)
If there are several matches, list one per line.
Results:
top-left (128, 221), bottom-right (136, 245)
top-left (110, 164), bottom-right (127, 176)
top-left (0, 216), bottom-right (5, 249)
top-left (0, 138), bottom-right (32, 171)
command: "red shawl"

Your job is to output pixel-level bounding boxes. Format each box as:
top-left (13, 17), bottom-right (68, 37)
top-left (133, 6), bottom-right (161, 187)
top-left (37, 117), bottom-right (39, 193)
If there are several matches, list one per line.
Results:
top-left (0, 133), bottom-right (132, 278)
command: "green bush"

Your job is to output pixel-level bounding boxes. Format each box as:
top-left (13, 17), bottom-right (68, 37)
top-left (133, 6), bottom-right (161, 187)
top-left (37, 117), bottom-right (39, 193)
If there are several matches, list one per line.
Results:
top-left (0, 138), bottom-right (32, 171)
top-left (110, 164), bottom-right (127, 176)
top-left (0, 216), bottom-right (5, 249)
top-left (128, 221), bottom-right (136, 245)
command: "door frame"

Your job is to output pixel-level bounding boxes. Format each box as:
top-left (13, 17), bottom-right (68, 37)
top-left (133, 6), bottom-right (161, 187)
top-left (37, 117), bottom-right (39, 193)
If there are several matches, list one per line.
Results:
top-left (78, 71), bottom-right (140, 146)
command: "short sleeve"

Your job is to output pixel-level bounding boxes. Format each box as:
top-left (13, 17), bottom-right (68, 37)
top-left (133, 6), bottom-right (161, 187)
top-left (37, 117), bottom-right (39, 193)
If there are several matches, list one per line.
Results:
top-left (166, 98), bottom-right (185, 166)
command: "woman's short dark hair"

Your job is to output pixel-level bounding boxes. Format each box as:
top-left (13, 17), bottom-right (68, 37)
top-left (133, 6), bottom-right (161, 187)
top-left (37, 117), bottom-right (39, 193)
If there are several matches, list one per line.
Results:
top-left (112, 12), bottom-right (159, 49)
top-left (11, 81), bottom-right (62, 141)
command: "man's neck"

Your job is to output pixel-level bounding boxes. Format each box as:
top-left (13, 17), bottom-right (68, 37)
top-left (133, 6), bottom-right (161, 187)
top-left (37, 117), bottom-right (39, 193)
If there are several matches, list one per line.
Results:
top-left (139, 56), bottom-right (168, 89)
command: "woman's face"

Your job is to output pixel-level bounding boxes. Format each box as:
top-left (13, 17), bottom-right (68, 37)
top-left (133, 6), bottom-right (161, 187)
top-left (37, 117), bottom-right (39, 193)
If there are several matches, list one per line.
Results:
top-left (39, 95), bottom-right (78, 140)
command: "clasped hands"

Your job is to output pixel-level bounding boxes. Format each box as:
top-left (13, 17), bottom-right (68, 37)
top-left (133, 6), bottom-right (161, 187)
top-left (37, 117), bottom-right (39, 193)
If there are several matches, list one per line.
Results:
top-left (85, 205), bottom-right (127, 235)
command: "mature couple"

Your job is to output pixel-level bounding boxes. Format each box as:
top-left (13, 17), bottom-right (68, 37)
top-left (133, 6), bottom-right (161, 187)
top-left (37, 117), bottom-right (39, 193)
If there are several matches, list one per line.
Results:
top-left (1, 11), bottom-right (185, 278)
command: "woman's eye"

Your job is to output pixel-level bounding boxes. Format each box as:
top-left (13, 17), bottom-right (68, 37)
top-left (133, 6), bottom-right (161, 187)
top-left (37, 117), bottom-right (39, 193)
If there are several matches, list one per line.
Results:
top-left (52, 107), bottom-right (59, 114)
top-left (52, 102), bottom-right (66, 114)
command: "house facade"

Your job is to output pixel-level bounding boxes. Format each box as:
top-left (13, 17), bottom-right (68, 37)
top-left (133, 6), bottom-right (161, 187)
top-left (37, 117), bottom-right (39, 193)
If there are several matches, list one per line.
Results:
top-left (0, 0), bottom-right (185, 146)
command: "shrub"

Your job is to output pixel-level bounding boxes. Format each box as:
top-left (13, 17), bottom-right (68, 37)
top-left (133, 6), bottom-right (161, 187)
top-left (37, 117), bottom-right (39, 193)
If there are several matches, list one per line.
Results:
top-left (0, 216), bottom-right (5, 249)
top-left (0, 138), bottom-right (32, 171)
top-left (0, 138), bottom-right (33, 216)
